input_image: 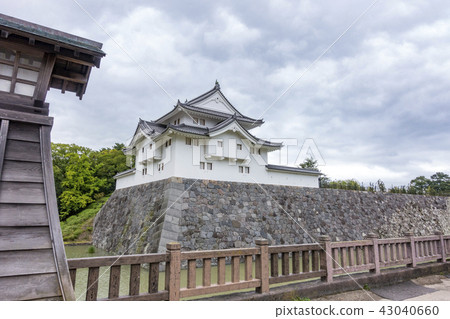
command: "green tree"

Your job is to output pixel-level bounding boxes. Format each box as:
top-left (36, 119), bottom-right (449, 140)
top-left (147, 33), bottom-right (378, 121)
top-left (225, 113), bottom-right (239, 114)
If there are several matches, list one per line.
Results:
top-left (52, 143), bottom-right (93, 206)
top-left (408, 176), bottom-right (430, 195)
top-left (319, 176), bottom-right (331, 188)
top-left (325, 179), bottom-right (363, 190)
top-left (52, 142), bottom-right (127, 220)
top-left (428, 172), bottom-right (450, 196)
top-left (91, 143), bottom-right (128, 194)
top-left (299, 157), bottom-right (318, 170)
top-left (59, 153), bottom-right (106, 220)
top-left (389, 185), bottom-right (407, 194)
top-left (377, 179), bottom-right (386, 193)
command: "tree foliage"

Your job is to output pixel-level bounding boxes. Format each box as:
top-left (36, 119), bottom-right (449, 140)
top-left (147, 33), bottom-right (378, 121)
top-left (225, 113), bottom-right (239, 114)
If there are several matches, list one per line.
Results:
top-left (52, 143), bottom-right (127, 220)
top-left (299, 157), bottom-right (319, 170)
top-left (320, 172), bottom-right (449, 196)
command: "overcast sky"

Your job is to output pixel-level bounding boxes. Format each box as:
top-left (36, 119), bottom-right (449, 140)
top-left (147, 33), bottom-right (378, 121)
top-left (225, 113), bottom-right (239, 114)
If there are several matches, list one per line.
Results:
top-left (2, 0), bottom-right (449, 187)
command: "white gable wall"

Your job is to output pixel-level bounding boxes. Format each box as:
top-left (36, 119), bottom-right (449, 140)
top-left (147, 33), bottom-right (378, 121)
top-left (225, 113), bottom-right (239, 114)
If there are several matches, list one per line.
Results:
top-left (191, 92), bottom-right (234, 114)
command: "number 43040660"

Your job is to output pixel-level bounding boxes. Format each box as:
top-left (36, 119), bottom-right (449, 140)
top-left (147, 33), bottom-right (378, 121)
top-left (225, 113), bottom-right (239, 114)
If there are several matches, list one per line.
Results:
top-left (379, 306), bottom-right (439, 316)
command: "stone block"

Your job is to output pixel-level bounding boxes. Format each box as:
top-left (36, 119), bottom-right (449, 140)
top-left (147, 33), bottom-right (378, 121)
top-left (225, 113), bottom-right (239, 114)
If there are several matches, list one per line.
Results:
top-left (93, 177), bottom-right (449, 255)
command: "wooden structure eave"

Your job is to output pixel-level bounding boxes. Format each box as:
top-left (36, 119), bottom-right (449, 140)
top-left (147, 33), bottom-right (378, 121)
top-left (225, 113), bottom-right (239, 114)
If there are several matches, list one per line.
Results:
top-left (0, 13), bottom-right (106, 101)
top-left (0, 14), bottom-right (104, 301)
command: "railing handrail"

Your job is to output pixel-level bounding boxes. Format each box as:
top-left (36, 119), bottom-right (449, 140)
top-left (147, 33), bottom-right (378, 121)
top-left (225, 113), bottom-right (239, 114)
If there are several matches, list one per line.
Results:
top-left (68, 252), bottom-right (168, 268)
top-left (180, 247), bottom-right (259, 260)
top-left (67, 231), bottom-right (448, 301)
top-left (268, 243), bottom-right (321, 253)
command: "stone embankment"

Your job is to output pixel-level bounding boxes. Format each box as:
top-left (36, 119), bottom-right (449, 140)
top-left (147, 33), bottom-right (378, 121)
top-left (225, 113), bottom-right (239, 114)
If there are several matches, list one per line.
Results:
top-left (93, 177), bottom-right (449, 254)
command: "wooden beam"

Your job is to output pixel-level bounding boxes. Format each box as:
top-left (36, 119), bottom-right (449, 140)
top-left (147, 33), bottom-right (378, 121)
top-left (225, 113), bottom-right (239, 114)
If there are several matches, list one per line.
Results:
top-left (0, 226), bottom-right (52, 251)
top-left (0, 182), bottom-right (45, 204)
top-left (40, 125), bottom-right (75, 300)
top-left (57, 55), bottom-right (95, 67)
top-left (9, 51), bottom-right (20, 94)
top-left (34, 53), bottom-right (56, 102)
top-left (0, 204), bottom-right (48, 227)
top-left (0, 30), bottom-right (9, 38)
top-left (67, 254), bottom-right (168, 268)
top-left (86, 267), bottom-right (99, 301)
top-left (61, 80), bottom-right (67, 94)
top-left (108, 266), bottom-right (121, 299)
top-left (0, 120), bottom-right (9, 181)
top-left (0, 249), bottom-right (56, 277)
top-left (0, 273), bottom-right (61, 301)
top-left (0, 108), bottom-right (53, 126)
top-left (51, 73), bottom-right (87, 84)
top-left (1, 160), bottom-right (43, 183)
top-left (28, 38), bottom-right (35, 46)
top-left (8, 121), bottom-right (40, 142)
top-left (4, 140), bottom-right (42, 163)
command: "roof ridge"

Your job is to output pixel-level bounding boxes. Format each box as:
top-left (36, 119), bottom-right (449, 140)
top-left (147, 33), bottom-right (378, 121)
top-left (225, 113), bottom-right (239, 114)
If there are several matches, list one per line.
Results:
top-left (186, 83), bottom-right (220, 104)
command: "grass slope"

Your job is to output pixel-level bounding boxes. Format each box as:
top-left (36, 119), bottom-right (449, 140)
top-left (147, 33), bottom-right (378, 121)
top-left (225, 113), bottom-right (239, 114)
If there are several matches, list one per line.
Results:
top-left (60, 196), bottom-right (110, 244)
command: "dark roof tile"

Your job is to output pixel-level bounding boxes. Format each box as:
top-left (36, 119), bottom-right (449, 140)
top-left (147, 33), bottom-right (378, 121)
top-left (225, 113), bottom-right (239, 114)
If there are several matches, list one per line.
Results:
top-left (265, 164), bottom-right (322, 175)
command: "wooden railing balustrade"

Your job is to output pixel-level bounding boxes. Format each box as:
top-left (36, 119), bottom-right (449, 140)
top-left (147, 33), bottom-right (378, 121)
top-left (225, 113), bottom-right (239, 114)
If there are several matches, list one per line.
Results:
top-left (68, 253), bottom-right (169, 301)
top-left (268, 243), bottom-right (325, 284)
top-left (67, 232), bottom-right (449, 301)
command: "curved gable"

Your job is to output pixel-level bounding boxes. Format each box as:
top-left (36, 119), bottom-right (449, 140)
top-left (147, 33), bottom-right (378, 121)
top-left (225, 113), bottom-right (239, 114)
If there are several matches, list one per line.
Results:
top-left (209, 118), bottom-right (281, 149)
top-left (190, 91), bottom-right (236, 115)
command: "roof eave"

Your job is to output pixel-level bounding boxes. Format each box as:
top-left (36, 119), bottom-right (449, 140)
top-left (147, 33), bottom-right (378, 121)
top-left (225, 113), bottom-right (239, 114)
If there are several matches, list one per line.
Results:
top-left (114, 168), bottom-right (136, 179)
top-left (0, 13), bottom-right (105, 57)
top-left (265, 165), bottom-right (322, 176)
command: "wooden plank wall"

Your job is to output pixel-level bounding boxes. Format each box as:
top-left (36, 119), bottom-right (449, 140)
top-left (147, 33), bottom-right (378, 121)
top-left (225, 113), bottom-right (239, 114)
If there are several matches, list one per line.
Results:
top-left (0, 115), bottom-right (74, 300)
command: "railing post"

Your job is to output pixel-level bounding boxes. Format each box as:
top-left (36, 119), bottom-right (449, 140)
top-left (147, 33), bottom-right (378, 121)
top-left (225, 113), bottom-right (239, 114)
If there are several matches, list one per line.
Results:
top-left (404, 231), bottom-right (417, 268)
top-left (166, 242), bottom-right (181, 301)
top-left (319, 235), bottom-right (333, 283)
top-left (435, 231), bottom-right (447, 263)
top-left (255, 238), bottom-right (269, 294)
top-left (365, 233), bottom-right (380, 274)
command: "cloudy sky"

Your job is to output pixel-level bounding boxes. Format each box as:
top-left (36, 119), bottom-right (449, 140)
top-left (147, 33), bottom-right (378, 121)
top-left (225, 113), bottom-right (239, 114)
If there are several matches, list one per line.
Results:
top-left (2, 0), bottom-right (449, 187)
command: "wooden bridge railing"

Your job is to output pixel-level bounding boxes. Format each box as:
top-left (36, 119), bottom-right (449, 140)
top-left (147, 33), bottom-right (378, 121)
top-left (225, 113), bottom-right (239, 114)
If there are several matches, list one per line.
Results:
top-left (268, 243), bottom-right (325, 284)
top-left (179, 243), bottom-right (263, 298)
top-left (67, 253), bottom-right (169, 301)
top-left (67, 232), bottom-right (449, 301)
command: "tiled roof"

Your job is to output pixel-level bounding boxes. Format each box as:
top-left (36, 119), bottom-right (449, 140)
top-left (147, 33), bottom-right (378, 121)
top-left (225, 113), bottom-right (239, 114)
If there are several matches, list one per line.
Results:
top-left (209, 116), bottom-right (281, 148)
top-left (153, 101), bottom-right (263, 127)
top-left (167, 123), bottom-right (209, 135)
top-left (265, 164), bottom-right (322, 175)
top-left (139, 114), bottom-right (280, 148)
top-left (0, 13), bottom-right (105, 55)
top-left (139, 119), bottom-right (166, 134)
top-left (114, 168), bottom-right (136, 178)
top-left (181, 103), bottom-right (263, 125)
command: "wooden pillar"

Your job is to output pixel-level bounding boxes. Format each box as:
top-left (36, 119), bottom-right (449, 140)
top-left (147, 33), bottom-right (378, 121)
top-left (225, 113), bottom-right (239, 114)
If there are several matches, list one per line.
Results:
top-left (319, 235), bottom-right (333, 283)
top-left (365, 233), bottom-right (380, 274)
top-left (404, 231), bottom-right (417, 268)
top-left (166, 242), bottom-right (181, 301)
top-left (435, 231), bottom-right (447, 263)
top-left (255, 238), bottom-right (269, 294)
top-left (0, 119), bottom-right (9, 179)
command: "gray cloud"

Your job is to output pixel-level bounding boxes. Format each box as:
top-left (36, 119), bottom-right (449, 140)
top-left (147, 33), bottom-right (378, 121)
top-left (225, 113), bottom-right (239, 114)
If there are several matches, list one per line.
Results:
top-left (2, 0), bottom-right (449, 186)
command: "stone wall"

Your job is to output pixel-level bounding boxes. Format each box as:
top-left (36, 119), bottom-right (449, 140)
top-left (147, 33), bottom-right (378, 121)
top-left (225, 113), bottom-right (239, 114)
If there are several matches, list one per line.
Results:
top-left (93, 177), bottom-right (450, 254)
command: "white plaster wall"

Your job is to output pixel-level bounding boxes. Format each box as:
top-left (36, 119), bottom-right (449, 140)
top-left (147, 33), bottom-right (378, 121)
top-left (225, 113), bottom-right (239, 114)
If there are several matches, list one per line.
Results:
top-left (116, 133), bottom-right (319, 189)
top-left (192, 92), bottom-right (233, 114)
